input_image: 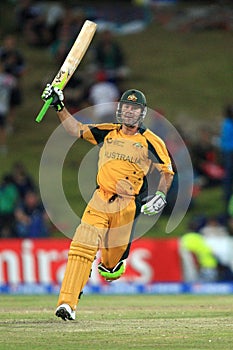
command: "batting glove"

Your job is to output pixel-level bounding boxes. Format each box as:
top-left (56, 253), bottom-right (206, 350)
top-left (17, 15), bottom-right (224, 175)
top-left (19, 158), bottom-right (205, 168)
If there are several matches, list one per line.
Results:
top-left (41, 83), bottom-right (64, 112)
top-left (141, 191), bottom-right (167, 216)
top-left (98, 261), bottom-right (126, 282)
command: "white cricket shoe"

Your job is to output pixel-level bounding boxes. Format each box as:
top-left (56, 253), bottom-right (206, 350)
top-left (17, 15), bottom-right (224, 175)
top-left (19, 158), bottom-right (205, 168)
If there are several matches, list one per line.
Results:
top-left (55, 303), bottom-right (76, 321)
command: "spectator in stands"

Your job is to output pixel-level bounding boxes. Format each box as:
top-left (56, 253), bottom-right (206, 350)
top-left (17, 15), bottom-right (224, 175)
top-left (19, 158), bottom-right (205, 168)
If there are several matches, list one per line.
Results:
top-left (220, 104), bottom-right (233, 209)
top-left (8, 161), bottom-right (36, 200)
top-left (14, 190), bottom-right (50, 238)
top-left (93, 29), bottom-right (130, 84)
top-left (191, 126), bottom-right (224, 188)
top-left (227, 193), bottom-right (233, 236)
top-left (0, 34), bottom-right (26, 78)
top-left (181, 216), bottom-right (233, 281)
top-left (15, 0), bottom-right (40, 33)
top-left (181, 231), bottom-right (219, 282)
top-left (88, 70), bottom-right (120, 122)
top-left (0, 60), bottom-right (16, 154)
top-left (15, 0), bottom-right (52, 47)
top-left (0, 175), bottom-right (19, 238)
top-left (43, 3), bottom-right (64, 46)
top-left (50, 7), bottom-right (86, 64)
top-left (199, 215), bottom-right (229, 238)
top-left (63, 72), bottom-right (89, 114)
top-left (0, 34), bottom-right (26, 133)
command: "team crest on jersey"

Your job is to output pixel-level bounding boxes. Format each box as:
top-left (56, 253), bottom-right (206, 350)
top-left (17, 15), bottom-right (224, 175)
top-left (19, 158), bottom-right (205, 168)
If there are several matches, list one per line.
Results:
top-left (127, 94), bottom-right (137, 102)
top-left (133, 142), bottom-right (143, 148)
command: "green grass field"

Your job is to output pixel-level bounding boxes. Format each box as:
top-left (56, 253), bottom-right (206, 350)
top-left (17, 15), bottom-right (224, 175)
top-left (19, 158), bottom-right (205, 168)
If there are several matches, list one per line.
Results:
top-left (0, 294), bottom-right (233, 350)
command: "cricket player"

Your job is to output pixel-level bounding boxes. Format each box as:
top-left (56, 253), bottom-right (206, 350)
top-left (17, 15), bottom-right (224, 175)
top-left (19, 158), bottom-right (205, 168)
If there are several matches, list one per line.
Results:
top-left (41, 84), bottom-right (174, 321)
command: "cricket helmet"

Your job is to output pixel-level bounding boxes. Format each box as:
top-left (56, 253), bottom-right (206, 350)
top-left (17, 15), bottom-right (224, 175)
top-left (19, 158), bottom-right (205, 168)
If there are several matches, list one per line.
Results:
top-left (116, 89), bottom-right (147, 127)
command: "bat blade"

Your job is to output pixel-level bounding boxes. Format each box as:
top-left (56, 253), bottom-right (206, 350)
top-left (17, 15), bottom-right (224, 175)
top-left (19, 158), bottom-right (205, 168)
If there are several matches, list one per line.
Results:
top-left (36, 20), bottom-right (97, 123)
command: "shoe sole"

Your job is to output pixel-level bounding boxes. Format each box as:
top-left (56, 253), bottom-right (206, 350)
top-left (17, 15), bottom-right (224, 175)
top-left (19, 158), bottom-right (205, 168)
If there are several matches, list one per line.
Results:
top-left (55, 307), bottom-right (74, 321)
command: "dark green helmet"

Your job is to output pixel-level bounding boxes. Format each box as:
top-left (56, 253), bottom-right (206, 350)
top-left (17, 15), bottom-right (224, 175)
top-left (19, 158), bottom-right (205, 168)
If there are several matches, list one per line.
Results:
top-left (116, 89), bottom-right (147, 126)
top-left (120, 89), bottom-right (147, 107)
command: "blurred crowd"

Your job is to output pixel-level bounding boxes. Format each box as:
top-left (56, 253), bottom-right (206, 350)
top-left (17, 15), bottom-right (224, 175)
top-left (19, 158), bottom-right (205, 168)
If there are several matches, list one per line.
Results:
top-left (0, 162), bottom-right (50, 238)
top-left (0, 1), bottom-right (133, 239)
top-left (0, 1), bottom-right (131, 154)
top-left (0, 33), bottom-right (26, 154)
top-left (0, 0), bottom-right (233, 261)
top-left (192, 104), bottom-right (233, 226)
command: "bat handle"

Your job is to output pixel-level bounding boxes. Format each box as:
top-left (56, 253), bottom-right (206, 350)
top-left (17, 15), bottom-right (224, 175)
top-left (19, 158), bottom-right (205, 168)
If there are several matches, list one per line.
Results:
top-left (35, 97), bottom-right (53, 123)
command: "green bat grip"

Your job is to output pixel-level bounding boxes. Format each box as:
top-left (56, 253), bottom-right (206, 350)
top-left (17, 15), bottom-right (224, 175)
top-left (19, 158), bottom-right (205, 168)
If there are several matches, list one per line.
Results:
top-left (35, 97), bottom-right (53, 123)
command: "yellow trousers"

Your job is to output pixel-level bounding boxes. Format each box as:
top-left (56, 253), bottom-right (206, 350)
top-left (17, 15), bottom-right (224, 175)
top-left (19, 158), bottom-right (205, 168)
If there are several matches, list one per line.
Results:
top-left (74, 188), bottom-right (138, 269)
top-left (57, 188), bottom-right (139, 310)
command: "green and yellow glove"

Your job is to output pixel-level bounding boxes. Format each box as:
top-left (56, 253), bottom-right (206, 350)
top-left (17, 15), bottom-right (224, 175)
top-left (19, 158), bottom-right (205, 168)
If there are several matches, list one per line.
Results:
top-left (98, 261), bottom-right (126, 282)
top-left (41, 83), bottom-right (64, 112)
top-left (141, 190), bottom-right (167, 216)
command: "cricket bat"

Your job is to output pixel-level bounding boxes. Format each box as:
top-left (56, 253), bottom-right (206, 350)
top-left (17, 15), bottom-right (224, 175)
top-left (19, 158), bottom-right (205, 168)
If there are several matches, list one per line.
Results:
top-left (35, 20), bottom-right (97, 123)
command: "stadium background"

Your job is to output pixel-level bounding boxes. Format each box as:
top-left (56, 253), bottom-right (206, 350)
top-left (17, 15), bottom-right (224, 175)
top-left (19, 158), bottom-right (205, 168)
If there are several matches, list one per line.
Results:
top-left (0, 0), bottom-right (233, 293)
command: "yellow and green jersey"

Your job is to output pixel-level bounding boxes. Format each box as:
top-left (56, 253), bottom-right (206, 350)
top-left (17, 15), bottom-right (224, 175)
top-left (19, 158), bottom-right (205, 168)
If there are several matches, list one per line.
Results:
top-left (77, 122), bottom-right (174, 197)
